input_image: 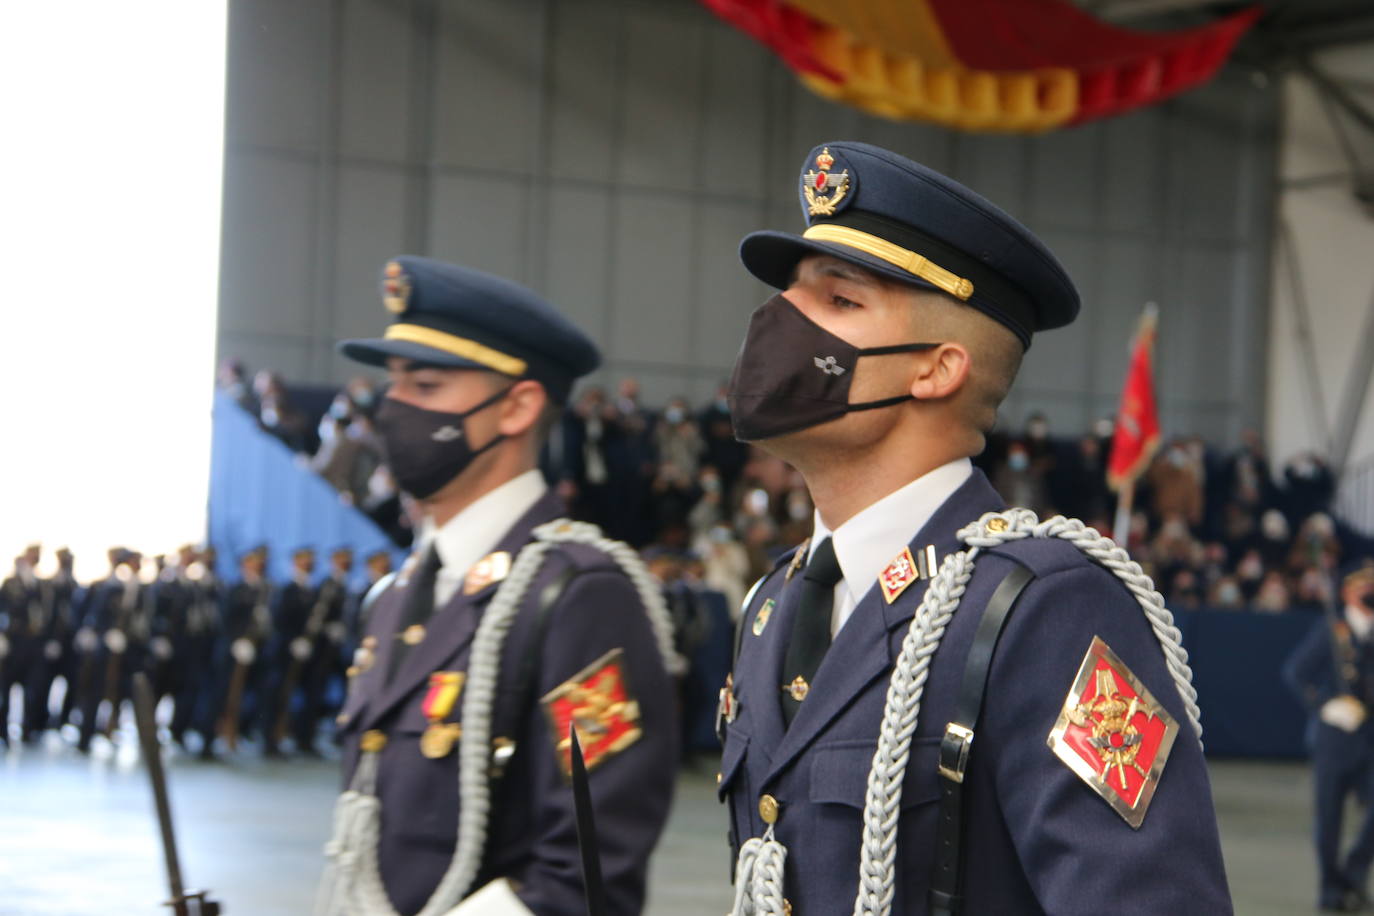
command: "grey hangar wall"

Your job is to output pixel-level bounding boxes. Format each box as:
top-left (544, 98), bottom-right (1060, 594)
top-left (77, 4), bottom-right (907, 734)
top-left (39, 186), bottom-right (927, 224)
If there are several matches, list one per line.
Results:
top-left (218, 0), bottom-right (1278, 442)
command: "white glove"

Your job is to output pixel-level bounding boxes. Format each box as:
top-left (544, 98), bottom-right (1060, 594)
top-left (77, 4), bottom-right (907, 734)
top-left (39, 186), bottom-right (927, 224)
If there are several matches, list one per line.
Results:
top-left (75, 627), bottom-right (98, 652)
top-left (325, 622), bottom-right (346, 643)
top-left (44, 640), bottom-right (62, 661)
top-left (290, 637), bottom-right (312, 661)
top-left (443, 879), bottom-right (534, 915)
top-left (232, 637), bottom-right (257, 665)
top-left (1321, 695), bottom-right (1367, 733)
top-left (104, 629), bottom-right (128, 654)
top-left (151, 636), bottom-right (173, 661)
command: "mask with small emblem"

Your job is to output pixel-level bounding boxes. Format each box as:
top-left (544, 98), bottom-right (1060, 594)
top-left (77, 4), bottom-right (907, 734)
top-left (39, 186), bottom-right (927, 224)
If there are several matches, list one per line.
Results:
top-left (373, 388), bottom-right (510, 499)
top-left (726, 293), bottom-right (939, 441)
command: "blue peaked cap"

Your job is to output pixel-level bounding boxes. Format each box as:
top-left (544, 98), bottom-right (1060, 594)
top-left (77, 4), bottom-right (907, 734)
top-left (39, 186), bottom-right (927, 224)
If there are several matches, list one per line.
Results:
top-left (339, 256), bottom-right (600, 403)
top-left (739, 141), bottom-right (1081, 347)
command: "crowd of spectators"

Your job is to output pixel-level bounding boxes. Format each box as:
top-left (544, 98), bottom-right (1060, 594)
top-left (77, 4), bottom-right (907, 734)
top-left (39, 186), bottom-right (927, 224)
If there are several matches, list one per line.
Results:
top-left (218, 359), bottom-right (1371, 618)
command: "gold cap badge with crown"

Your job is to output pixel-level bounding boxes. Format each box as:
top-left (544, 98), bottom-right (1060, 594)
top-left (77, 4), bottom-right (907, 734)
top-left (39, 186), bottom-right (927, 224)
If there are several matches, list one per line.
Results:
top-left (803, 147), bottom-right (850, 217)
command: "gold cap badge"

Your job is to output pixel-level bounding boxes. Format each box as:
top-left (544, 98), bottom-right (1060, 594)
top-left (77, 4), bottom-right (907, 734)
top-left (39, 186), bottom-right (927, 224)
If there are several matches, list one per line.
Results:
top-left (803, 147), bottom-right (851, 218)
top-left (383, 260), bottom-right (411, 314)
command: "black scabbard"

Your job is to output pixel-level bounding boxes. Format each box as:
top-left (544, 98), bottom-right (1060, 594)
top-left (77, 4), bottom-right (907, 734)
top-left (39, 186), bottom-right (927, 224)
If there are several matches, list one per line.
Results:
top-left (569, 725), bottom-right (608, 916)
top-left (133, 673), bottom-right (187, 904)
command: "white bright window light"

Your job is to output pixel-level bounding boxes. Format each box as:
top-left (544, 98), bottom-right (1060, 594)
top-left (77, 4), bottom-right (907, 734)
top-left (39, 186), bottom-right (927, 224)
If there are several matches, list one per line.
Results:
top-left (0, 2), bottom-right (228, 580)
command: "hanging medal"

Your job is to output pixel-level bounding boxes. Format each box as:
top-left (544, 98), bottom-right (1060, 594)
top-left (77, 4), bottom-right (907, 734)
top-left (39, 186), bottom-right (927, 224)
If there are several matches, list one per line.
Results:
top-left (419, 671), bottom-right (466, 759)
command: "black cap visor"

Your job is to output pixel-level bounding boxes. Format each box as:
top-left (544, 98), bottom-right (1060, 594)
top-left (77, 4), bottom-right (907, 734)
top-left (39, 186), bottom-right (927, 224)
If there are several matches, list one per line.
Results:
top-left (337, 337), bottom-right (492, 372)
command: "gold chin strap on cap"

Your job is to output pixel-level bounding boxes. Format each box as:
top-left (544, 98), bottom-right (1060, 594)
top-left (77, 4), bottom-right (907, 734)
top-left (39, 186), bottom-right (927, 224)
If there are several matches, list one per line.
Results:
top-left (384, 323), bottom-right (528, 376)
top-left (802, 224), bottom-right (975, 301)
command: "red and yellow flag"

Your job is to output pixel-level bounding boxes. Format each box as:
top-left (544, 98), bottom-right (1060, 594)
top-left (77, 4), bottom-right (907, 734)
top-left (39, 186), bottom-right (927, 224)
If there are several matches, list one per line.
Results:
top-left (700, 0), bottom-right (1259, 132)
top-left (1107, 306), bottom-right (1160, 491)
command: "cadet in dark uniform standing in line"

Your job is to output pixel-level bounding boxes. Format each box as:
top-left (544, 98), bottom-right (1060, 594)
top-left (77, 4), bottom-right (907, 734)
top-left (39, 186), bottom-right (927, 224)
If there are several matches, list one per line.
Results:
top-left (1, 548), bottom-right (48, 745)
top-left (156, 545), bottom-right (221, 750)
top-left (47, 547), bottom-right (83, 732)
top-left (717, 142), bottom-right (1230, 914)
top-left (1285, 561), bottom-right (1374, 912)
top-left (304, 546), bottom-right (353, 747)
top-left (76, 549), bottom-right (151, 752)
top-left (320, 256), bottom-right (679, 916)
top-left (262, 546), bottom-right (318, 757)
top-left (213, 546), bottom-right (272, 752)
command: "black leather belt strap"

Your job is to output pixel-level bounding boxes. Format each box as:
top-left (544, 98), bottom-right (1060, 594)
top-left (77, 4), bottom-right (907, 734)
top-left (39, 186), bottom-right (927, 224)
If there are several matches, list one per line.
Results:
top-left (492, 564), bottom-right (579, 780)
top-left (929, 560), bottom-right (1035, 916)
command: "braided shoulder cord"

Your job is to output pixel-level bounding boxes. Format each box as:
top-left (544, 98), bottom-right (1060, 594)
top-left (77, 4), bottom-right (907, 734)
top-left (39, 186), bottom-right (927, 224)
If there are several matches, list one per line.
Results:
top-left (851, 510), bottom-right (1201, 916)
top-left (322, 519), bottom-right (679, 916)
top-left (727, 509), bottom-right (1201, 916)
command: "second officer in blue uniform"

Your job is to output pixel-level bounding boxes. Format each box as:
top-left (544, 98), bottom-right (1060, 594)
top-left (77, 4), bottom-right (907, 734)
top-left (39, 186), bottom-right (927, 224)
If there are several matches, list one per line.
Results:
top-left (321, 257), bottom-right (679, 916)
top-left (717, 142), bottom-right (1231, 914)
top-left (1285, 561), bottom-right (1374, 912)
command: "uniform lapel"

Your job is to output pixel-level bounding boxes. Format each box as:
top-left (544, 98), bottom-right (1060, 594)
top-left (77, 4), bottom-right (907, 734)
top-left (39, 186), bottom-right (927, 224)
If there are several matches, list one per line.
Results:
top-left (764, 471), bottom-right (1005, 781)
top-left (736, 563), bottom-right (803, 766)
top-left (360, 489), bottom-right (565, 729)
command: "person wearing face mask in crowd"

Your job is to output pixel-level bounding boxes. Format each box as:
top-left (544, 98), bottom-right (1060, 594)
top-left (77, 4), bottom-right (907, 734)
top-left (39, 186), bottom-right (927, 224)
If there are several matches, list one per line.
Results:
top-left (716, 142), bottom-right (1229, 915)
top-left (699, 382), bottom-right (749, 495)
top-left (1284, 562), bottom-right (1374, 911)
top-left (319, 256), bottom-right (679, 916)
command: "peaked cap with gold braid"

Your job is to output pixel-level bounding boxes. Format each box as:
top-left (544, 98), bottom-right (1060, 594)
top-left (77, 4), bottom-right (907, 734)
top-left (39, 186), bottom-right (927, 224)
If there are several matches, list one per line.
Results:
top-left (739, 141), bottom-right (1081, 347)
top-left (339, 256), bottom-right (600, 403)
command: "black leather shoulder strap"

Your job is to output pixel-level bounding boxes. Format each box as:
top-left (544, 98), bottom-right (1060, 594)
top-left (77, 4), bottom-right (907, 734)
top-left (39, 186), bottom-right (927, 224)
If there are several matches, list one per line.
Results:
top-left (492, 562), bottom-right (580, 770)
top-left (929, 559), bottom-right (1035, 916)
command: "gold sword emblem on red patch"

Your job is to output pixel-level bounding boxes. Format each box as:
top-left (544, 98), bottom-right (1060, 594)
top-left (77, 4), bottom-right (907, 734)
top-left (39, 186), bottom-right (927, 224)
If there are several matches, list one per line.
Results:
top-left (879, 547), bottom-right (918, 603)
top-left (463, 550), bottom-right (511, 595)
top-left (1046, 636), bottom-right (1180, 828)
top-left (542, 648), bottom-right (642, 779)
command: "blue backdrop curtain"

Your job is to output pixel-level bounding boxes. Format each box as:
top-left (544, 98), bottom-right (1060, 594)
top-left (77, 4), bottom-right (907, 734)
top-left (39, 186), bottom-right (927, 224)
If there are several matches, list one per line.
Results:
top-left (208, 392), bottom-right (405, 588)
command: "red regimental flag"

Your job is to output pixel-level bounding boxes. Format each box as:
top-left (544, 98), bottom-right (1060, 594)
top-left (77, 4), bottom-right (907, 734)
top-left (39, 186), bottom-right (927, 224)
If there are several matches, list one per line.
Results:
top-left (1107, 306), bottom-right (1160, 490)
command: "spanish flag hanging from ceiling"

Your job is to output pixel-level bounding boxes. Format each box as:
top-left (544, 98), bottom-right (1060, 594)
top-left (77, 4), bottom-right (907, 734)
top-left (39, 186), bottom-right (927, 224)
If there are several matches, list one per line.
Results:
top-left (701, 0), bottom-right (1261, 132)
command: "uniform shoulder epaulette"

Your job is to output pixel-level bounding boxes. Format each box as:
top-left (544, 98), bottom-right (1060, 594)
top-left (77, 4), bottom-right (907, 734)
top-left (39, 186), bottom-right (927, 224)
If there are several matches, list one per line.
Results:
top-left (983, 529), bottom-right (1101, 580)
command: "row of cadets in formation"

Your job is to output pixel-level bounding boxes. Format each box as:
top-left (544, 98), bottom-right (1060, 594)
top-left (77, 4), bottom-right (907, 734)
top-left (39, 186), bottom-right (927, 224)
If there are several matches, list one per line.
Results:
top-left (0, 542), bottom-right (393, 758)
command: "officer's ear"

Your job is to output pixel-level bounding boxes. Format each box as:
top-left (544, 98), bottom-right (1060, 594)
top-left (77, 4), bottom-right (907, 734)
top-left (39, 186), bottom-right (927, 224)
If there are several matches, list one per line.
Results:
top-left (909, 342), bottom-right (970, 402)
top-left (496, 378), bottom-right (549, 438)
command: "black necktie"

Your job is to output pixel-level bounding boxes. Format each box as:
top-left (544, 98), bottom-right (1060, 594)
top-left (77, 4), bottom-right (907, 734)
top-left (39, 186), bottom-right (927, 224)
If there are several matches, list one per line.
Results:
top-left (782, 537), bottom-right (843, 726)
top-left (386, 544), bottom-right (442, 682)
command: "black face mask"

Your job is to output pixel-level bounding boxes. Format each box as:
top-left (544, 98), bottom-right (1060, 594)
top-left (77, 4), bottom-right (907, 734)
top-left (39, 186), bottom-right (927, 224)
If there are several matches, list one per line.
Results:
top-left (726, 294), bottom-right (940, 442)
top-left (374, 388), bottom-right (510, 499)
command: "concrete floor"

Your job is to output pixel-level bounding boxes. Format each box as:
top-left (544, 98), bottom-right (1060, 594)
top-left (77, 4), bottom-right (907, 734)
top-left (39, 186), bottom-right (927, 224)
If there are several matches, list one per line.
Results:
top-left (0, 729), bottom-right (1338, 915)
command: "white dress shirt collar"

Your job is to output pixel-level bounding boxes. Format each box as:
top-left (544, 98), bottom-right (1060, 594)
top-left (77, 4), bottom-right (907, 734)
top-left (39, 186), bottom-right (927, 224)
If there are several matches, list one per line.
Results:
top-left (423, 469), bottom-right (548, 606)
top-left (809, 458), bottom-right (972, 627)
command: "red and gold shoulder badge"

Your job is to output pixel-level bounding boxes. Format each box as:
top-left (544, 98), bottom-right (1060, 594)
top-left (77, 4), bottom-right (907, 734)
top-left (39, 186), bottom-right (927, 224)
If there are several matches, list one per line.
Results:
top-left (542, 648), bottom-right (642, 779)
top-left (382, 260), bottom-right (411, 314)
top-left (1047, 636), bottom-right (1180, 828)
top-left (802, 147), bottom-right (851, 218)
top-left (463, 550), bottom-right (511, 596)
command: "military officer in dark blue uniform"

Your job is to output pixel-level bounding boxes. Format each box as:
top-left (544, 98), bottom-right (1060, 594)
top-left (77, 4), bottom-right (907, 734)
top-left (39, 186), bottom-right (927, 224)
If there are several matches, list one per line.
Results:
top-left (76, 549), bottom-right (151, 752)
top-left (717, 142), bottom-right (1230, 914)
top-left (47, 547), bottom-right (84, 732)
top-left (262, 546), bottom-right (319, 757)
top-left (1285, 561), bottom-right (1374, 911)
top-left (211, 546), bottom-right (273, 752)
top-left (1, 548), bottom-right (49, 745)
top-left (320, 256), bottom-right (679, 916)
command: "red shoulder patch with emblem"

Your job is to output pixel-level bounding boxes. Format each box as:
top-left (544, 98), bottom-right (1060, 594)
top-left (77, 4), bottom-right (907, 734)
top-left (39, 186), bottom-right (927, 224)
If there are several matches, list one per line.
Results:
top-left (1046, 636), bottom-right (1180, 828)
top-left (542, 648), bottom-right (642, 779)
